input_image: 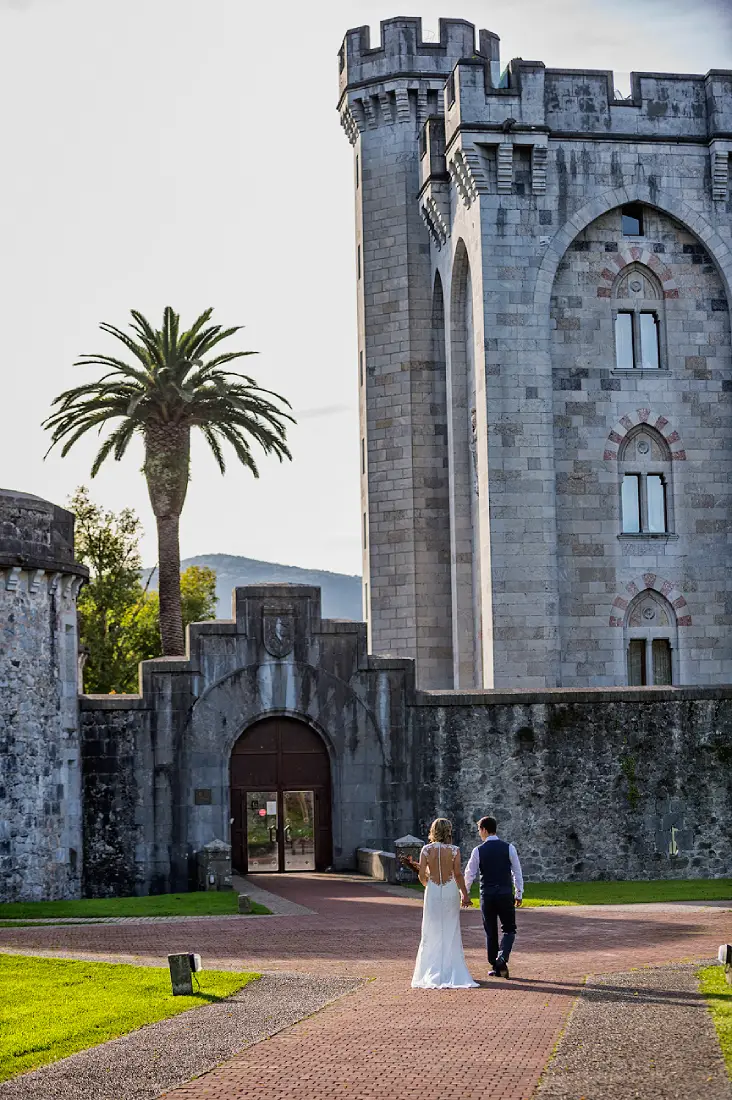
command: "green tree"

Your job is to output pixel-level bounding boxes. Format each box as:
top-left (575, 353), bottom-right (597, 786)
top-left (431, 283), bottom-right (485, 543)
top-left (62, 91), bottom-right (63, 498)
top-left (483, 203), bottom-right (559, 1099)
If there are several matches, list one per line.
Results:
top-left (72, 488), bottom-right (219, 693)
top-left (45, 307), bottom-right (293, 655)
top-left (126, 565), bottom-right (218, 664)
top-left (71, 486), bottom-right (146, 693)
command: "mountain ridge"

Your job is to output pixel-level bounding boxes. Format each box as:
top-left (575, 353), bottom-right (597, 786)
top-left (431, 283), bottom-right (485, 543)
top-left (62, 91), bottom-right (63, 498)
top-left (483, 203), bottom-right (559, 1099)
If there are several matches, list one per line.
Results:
top-left (145, 553), bottom-right (363, 621)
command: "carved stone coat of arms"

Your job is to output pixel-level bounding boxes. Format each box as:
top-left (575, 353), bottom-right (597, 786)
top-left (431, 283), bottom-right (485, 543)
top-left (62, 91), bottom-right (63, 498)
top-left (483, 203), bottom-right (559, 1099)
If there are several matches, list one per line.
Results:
top-left (262, 608), bottom-right (295, 658)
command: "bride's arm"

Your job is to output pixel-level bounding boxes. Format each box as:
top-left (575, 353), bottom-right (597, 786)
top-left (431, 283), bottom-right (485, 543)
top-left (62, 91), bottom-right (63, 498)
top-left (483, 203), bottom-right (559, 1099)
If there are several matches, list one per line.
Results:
top-left (453, 849), bottom-right (471, 908)
top-left (418, 846), bottom-right (430, 888)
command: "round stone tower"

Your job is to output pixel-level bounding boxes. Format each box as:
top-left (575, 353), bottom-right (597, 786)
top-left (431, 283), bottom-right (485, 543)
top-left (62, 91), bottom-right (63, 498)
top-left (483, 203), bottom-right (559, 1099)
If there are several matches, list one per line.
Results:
top-left (0, 489), bottom-right (87, 901)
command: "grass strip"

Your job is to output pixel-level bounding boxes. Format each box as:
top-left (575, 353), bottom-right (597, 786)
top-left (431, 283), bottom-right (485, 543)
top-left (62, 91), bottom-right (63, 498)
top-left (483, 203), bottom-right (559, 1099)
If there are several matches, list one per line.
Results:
top-left (406, 877), bottom-right (732, 907)
top-left (0, 953), bottom-right (259, 1082)
top-left (698, 964), bottom-right (732, 1077)
top-left (0, 891), bottom-right (270, 920)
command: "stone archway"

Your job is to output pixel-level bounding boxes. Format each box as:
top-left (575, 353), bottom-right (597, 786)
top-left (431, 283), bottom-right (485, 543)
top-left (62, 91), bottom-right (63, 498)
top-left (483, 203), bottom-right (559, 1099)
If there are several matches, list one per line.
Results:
top-left (230, 715), bottom-right (332, 874)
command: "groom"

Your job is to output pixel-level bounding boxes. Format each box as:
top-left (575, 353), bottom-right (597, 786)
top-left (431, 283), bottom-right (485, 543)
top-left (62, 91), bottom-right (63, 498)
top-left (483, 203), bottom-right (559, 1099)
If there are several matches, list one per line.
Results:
top-left (464, 815), bottom-right (524, 979)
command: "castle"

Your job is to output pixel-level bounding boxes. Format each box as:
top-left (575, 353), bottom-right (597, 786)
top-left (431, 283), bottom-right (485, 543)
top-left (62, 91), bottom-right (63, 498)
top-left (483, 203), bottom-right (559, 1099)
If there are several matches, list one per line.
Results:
top-left (338, 18), bottom-right (732, 691)
top-left (1, 19), bottom-right (730, 904)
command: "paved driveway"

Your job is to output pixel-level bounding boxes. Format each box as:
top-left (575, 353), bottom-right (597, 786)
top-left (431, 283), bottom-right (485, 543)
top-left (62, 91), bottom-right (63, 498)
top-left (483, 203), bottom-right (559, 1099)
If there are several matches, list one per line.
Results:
top-left (0, 876), bottom-right (728, 1100)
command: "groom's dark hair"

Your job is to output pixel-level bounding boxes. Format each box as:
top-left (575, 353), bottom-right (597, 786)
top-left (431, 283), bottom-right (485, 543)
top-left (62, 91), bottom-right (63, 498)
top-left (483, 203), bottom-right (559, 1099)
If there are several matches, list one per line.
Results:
top-left (478, 816), bottom-right (497, 834)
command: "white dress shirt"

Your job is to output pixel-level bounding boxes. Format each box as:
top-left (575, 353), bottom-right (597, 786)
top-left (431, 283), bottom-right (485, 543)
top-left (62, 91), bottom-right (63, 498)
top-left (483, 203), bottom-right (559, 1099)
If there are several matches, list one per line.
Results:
top-left (464, 835), bottom-right (524, 898)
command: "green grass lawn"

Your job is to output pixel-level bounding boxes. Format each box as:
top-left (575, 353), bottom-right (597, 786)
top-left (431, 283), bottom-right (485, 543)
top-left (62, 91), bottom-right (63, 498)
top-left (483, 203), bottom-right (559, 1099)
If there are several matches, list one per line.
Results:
top-left (0, 891), bottom-right (270, 921)
top-left (408, 878), bottom-right (732, 907)
top-left (0, 954), bottom-right (259, 1082)
top-left (699, 965), bottom-right (732, 1077)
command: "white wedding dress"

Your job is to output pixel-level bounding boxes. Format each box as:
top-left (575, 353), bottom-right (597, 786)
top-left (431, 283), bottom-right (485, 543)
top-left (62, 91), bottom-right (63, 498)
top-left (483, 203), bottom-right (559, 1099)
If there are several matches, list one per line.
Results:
top-left (411, 842), bottom-right (478, 989)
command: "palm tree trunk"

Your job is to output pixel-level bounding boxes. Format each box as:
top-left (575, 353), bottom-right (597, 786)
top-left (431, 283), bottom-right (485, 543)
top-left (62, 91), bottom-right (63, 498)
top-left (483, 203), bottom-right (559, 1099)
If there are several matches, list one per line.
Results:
top-left (143, 422), bottom-right (190, 656)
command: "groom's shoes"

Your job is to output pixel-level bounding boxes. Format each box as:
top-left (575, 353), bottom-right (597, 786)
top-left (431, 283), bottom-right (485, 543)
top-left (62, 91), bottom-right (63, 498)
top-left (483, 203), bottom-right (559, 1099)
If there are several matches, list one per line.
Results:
top-left (494, 954), bottom-right (510, 979)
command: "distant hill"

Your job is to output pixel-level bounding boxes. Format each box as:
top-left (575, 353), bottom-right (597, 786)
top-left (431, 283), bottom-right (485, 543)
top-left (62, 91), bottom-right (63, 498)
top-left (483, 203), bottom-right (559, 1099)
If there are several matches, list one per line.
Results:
top-left (144, 554), bottom-right (362, 621)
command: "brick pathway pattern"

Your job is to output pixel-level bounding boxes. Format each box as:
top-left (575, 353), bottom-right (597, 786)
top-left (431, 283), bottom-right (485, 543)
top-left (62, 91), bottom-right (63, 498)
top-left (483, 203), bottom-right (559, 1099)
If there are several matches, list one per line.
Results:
top-left (0, 876), bottom-right (728, 1100)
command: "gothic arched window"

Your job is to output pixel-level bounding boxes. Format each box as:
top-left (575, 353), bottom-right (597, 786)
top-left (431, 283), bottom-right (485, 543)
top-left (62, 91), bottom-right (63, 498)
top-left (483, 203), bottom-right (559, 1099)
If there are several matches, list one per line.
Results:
top-left (618, 426), bottom-right (674, 536)
top-left (613, 264), bottom-right (666, 371)
top-left (624, 590), bottom-right (677, 686)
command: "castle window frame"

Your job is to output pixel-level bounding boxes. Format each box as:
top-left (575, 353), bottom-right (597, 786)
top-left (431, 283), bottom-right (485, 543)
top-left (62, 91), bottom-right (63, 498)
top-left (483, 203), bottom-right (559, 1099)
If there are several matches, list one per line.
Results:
top-left (617, 426), bottom-right (675, 538)
top-left (611, 263), bottom-right (666, 372)
top-left (621, 203), bottom-right (644, 236)
top-left (624, 589), bottom-right (677, 686)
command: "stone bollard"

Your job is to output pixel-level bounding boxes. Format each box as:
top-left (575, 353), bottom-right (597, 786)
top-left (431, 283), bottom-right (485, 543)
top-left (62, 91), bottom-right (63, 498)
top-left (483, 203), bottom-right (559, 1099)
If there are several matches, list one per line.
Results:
top-left (719, 944), bottom-right (732, 985)
top-left (196, 839), bottom-right (233, 891)
top-left (394, 834), bottom-right (425, 884)
top-left (238, 893), bottom-right (252, 914)
top-left (168, 953), bottom-right (193, 996)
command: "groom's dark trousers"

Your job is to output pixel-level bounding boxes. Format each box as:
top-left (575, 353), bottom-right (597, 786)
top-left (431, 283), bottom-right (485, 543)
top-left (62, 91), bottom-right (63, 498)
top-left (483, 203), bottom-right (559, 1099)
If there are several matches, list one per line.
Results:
top-left (478, 839), bottom-right (517, 965)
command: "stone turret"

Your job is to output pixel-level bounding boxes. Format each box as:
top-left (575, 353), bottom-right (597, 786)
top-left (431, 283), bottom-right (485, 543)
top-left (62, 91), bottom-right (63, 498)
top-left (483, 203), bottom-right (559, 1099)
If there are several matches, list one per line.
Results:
top-left (337, 18), bottom-right (497, 688)
top-left (0, 489), bottom-right (87, 901)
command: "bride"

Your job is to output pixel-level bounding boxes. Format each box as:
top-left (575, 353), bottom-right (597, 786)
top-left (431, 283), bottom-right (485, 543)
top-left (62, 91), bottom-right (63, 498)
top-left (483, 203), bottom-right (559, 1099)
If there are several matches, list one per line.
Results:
top-left (411, 818), bottom-right (478, 989)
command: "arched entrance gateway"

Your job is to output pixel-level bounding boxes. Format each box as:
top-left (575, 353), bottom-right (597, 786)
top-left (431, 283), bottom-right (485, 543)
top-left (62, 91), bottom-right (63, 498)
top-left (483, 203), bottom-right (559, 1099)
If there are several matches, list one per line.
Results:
top-left (230, 716), bottom-right (332, 874)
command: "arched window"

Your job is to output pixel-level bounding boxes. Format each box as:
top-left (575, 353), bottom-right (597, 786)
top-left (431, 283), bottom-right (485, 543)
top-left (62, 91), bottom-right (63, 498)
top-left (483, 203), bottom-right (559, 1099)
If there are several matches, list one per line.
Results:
top-left (613, 263), bottom-right (666, 371)
top-left (618, 426), bottom-right (674, 536)
top-left (624, 590), bottom-right (678, 686)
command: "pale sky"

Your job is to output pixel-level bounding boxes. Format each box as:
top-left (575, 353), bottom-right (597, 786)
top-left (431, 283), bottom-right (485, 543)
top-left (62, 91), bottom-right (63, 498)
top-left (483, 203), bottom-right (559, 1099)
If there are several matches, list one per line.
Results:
top-left (0, 0), bottom-right (729, 574)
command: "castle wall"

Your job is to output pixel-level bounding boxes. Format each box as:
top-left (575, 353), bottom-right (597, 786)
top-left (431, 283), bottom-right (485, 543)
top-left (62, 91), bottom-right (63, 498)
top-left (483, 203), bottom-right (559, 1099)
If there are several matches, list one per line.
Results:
top-left (412, 687), bottom-right (732, 882)
top-left (79, 584), bottom-right (731, 893)
top-left (80, 586), bottom-right (416, 895)
top-left (0, 490), bottom-right (86, 902)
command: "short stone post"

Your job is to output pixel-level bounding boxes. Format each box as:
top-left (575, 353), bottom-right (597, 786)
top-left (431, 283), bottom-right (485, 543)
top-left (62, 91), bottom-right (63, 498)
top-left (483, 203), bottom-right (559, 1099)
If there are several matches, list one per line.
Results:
top-left (238, 893), bottom-right (252, 914)
top-left (196, 839), bottom-right (233, 891)
top-left (394, 834), bottom-right (425, 884)
top-left (719, 944), bottom-right (732, 985)
top-left (168, 953), bottom-right (193, 996)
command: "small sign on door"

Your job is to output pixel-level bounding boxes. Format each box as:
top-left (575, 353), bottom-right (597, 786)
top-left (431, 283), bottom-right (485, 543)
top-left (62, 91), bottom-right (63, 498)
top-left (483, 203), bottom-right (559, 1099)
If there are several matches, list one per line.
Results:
top-left (266, 800), bottom-right (277, 816)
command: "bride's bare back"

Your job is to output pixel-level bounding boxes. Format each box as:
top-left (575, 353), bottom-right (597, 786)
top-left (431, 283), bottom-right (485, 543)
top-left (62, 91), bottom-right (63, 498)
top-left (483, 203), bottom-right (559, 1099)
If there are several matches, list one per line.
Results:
top-left (419, 842), bottom-right (462, 886)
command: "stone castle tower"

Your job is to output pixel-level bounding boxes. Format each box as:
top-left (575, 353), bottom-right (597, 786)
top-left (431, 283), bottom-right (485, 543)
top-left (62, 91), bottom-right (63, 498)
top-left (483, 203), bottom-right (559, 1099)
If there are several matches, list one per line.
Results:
top-left (0, 489), bottom-right (87, 901)
top-left (338, 17), bottom-right (732, 691)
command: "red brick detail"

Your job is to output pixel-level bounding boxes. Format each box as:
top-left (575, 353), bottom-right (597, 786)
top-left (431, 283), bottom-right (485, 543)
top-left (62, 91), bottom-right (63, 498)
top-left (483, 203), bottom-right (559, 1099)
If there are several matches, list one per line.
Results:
top-left (613, 597), bottom-right (628, 611)
top-left (666, 431), bottom-right (680, 444)
top-left (597, 287), bottom-right (612, 298)
top-left (672, 450), bottom-right (686, 461)
top-left (637, 408), bottom-right (650, 422)
top-left (600, 268), bottom-right (616, 283)
top-left (608, 430), bottom-right (624, 445)
top-left (672, 597), bottom-right (687, 609)
top-left (626, 582), bottom-right (639, 596)
top-left (664, 288), bottom-right (680, 299)
top-left (660, 581), bottom-right (674, 597)
top-left (603, 449), bottom-right (617, 461)
top-left (655, 416), bottom-right (669, 430)
top-left (620, 416), bottom-right (634, 431)
top-left (643, 573), bottom-right (657, 588)
top-left (609, 616), bottom-right (623, 627)
top-left (677, 615), bottom-right (692, 627)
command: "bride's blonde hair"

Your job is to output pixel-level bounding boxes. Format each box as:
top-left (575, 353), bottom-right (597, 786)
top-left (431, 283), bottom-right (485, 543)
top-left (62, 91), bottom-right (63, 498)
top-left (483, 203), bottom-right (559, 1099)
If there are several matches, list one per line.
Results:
top-left (428, 818), bottom-right (453, 843)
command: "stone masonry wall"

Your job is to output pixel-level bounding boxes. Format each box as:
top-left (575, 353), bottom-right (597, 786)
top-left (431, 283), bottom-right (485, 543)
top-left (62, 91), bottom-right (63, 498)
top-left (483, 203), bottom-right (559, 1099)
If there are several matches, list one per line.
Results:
top-left (0, 489), bottom-right (86, 902)
top-left (412, 687), bottom-right (732, 881)
top-left (551, 207), bottom-right (732, 685)
top-left (80, 704), bottom-right (150, 898)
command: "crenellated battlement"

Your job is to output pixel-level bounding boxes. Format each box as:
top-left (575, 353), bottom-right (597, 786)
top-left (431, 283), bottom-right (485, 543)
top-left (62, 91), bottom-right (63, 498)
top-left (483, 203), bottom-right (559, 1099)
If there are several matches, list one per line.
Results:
top-left (446, 59), bottom-right (732, 142)
top-left (338, 18), bottom-right (501, 101)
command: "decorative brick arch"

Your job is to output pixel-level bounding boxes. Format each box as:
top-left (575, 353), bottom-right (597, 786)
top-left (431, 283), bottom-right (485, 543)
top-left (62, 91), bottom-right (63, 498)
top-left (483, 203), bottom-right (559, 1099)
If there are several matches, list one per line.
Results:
top-left (596, 247), bottom-right (678, 300)
top-left (609, 575), bottom-right (692, 628)
top-left (603, 408), bottom-right (686, 462)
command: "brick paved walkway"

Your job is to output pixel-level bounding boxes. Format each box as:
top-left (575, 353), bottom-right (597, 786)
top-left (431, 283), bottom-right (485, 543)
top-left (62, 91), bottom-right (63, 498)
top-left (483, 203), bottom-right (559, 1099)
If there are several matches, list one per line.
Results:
top-left (0, 876), bottom-right (728, 1100)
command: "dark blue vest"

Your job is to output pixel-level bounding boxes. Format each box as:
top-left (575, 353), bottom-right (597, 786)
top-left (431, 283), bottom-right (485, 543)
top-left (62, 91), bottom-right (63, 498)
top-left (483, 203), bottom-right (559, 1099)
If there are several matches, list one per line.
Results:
top-left (477, 838), bottom-right (513, 896)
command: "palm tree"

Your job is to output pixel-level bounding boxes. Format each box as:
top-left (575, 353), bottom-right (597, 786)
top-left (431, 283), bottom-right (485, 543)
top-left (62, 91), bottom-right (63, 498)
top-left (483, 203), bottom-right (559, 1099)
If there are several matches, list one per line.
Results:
top-left (44, 306), bottom-right (293, 655)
